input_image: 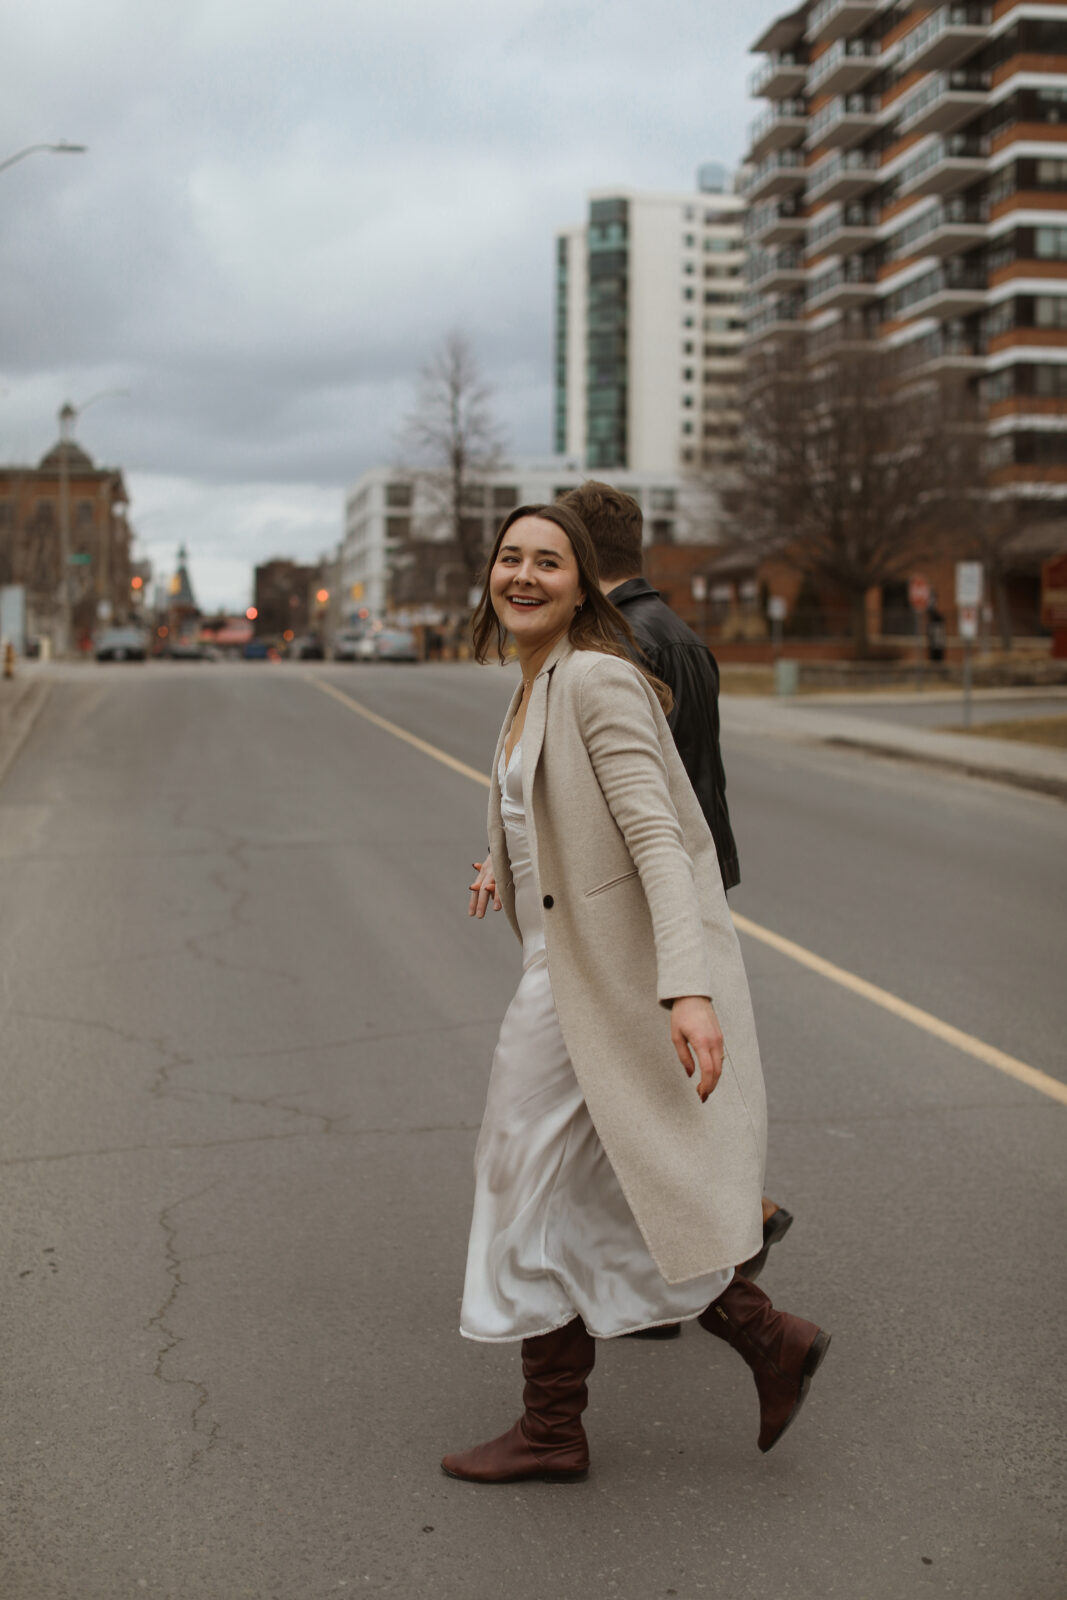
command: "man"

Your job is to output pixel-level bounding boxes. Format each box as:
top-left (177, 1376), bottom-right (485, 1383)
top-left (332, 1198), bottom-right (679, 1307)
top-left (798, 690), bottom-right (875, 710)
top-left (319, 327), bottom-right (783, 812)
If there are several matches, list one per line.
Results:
top-left (556, 481), bottom-right (792, 1322)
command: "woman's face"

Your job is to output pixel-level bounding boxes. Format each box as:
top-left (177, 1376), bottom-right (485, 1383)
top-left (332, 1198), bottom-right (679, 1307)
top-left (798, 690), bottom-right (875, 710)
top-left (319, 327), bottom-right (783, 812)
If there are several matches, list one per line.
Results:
top-left (489, 516), bottom-right (585, 652)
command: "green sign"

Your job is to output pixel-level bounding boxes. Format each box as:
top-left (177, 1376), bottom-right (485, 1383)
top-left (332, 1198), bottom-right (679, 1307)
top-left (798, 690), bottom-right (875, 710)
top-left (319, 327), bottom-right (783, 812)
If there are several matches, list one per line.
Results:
top-left (68, 553), bottom-right (91, 565)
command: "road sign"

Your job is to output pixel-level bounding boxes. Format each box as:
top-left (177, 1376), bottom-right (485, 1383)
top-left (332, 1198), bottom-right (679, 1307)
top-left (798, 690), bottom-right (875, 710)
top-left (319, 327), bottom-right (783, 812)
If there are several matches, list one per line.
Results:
top-left (959, 605), bottom-right (979, 640)
top-left (955, 561), bottom-right (983, 607)
top-left (68, 552), bottom-right (91, 565)
top-left (908, 575), bottom-right (930, 611)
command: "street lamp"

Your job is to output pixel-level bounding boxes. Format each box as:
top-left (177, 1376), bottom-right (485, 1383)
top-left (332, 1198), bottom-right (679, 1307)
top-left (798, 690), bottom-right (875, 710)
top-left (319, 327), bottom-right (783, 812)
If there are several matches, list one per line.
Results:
top-left (55, 389), bottom-right (130, 656)
top-left (0, 142), bottom-right (87, 175)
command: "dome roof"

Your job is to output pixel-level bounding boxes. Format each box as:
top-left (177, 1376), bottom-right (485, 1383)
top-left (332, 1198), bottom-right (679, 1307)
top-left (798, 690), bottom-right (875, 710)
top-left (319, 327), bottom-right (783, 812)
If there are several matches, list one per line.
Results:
top-left (38, 438), bottom-right (96, 472)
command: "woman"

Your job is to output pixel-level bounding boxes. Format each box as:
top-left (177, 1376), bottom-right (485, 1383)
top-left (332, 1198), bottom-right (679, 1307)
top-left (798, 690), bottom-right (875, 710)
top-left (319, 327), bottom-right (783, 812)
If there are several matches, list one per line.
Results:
top-left (443, 504), bottom-right (829, 1485)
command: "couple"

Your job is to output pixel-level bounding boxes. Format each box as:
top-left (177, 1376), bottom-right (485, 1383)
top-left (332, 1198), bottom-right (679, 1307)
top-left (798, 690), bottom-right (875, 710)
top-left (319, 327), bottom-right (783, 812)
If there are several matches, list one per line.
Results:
top-left (442, 482), bottom-right (829, 1485)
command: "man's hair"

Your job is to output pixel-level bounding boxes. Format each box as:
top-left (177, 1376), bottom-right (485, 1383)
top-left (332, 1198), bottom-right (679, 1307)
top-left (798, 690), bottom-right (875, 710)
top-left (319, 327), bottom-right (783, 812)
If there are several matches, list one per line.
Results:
top-left (557, 480), bottom-right (643, 585)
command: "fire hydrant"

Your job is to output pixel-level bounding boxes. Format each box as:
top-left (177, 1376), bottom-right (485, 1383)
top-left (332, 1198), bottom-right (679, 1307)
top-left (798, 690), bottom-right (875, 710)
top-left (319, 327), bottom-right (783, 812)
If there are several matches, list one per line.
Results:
top-left (2, 641), bottom-right (15, 680)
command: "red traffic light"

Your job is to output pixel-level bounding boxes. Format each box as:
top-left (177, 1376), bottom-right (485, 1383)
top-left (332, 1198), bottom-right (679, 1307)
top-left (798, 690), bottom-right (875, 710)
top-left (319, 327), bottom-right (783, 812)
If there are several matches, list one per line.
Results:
top-left (246, 606), bottom-right (258, 621)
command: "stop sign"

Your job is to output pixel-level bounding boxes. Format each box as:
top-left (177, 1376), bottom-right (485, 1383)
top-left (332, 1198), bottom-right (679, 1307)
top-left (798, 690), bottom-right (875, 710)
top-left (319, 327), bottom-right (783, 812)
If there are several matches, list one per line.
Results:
top-left (909, 575), bottom-right (930, 611)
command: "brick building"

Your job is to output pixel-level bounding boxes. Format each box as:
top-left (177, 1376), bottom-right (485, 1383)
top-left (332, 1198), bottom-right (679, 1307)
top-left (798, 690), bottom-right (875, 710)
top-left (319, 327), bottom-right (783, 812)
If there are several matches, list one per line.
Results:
top-left (0, 408), bottom-right (132, 654)
top-left (741, 0), bottom-right (1067, 646)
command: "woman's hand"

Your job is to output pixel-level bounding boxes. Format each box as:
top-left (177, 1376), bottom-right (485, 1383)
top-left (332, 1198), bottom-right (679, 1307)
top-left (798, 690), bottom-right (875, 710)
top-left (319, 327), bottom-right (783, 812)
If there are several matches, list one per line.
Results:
top-left (468, 856), bottom-right (501, 918)
top-left (670, 996), bottom-right (724, 1103)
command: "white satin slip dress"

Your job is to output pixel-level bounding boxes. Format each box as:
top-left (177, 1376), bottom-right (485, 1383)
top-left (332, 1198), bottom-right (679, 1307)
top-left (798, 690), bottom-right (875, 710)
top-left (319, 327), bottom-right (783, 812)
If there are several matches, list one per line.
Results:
top-left (459, 739), bottom-right (731, 1342)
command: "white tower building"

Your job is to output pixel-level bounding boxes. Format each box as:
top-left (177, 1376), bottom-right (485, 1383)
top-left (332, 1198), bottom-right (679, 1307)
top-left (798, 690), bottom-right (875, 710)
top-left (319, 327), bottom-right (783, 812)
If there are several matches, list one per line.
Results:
top-left (554, 173), bottom-right (747, 475)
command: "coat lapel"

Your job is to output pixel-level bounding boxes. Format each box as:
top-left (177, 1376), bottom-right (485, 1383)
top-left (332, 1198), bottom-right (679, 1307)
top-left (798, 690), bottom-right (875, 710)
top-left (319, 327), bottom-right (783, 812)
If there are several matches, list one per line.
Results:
top-left (520, 634), bottom-right (572, 821)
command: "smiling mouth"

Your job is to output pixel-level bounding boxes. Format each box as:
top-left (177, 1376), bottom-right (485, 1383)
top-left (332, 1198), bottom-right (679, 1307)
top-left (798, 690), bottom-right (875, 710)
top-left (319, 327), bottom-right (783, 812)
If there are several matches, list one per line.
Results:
top-left (507, 595), bottom-right (546, 609)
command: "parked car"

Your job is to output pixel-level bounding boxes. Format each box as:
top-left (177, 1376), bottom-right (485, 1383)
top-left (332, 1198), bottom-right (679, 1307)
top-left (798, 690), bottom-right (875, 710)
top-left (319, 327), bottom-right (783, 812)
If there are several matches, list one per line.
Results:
top-left (291, 634), bottom-right (325, 661)
top-left (332, 628), bottom-right (370, 662)
top-left (95, 626), bottom-right (146, 662)
top-left (243, 639), bottom-right (279, 661)
top-left (374, 628), bottom-right (419, 662)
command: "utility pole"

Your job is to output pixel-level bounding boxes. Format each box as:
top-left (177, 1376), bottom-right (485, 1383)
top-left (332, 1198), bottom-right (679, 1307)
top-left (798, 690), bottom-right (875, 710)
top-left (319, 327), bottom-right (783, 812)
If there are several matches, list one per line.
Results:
top-left (56, 402), bottom-right (75, 656)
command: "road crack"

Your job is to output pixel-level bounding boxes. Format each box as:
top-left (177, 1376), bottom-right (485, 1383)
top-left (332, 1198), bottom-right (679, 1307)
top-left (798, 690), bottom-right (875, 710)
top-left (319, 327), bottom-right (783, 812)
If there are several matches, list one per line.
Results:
top-left (147, 1180), bottom-right (230, 1474)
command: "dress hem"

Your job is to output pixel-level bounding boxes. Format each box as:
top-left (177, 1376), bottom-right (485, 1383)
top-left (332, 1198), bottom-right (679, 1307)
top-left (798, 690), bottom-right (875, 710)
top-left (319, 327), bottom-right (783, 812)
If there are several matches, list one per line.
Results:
top-left (459, 1306), bottom-right (708, 1344)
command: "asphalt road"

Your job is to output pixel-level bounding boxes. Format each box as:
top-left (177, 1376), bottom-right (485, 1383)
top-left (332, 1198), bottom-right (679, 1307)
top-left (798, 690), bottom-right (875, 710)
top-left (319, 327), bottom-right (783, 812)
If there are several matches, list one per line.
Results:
top-left (1, 661), bottom-right (1064, 1600)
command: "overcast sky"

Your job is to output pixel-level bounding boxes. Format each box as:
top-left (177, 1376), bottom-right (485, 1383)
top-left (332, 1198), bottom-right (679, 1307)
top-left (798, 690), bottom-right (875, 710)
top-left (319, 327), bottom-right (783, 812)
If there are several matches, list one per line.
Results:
top-left (2, 0), bottom-right (782, 610)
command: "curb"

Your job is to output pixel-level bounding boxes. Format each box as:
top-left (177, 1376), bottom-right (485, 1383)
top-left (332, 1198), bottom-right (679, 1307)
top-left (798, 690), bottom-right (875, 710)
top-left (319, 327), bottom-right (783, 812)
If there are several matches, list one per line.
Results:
top-left (0, 680), bottom-right (52, 790)
top-left (824, 735), bottom-right (1067, 803)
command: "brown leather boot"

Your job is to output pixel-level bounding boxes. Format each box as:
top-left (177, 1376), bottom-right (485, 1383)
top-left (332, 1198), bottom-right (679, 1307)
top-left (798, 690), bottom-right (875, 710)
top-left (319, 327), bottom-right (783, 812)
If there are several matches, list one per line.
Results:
top-left (738, 1201), bottom-right (794, 1282)
top-left (441, 1317), bottom-right (595, 1483)
top-left (699, 1274), bottom-right (830, 1453)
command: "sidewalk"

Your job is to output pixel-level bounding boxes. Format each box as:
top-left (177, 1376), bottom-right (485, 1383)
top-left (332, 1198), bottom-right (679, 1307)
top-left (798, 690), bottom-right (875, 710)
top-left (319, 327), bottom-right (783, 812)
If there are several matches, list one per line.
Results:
top-left (0, 668), bottom-right (51, 788)
top-left (720, 689), bottom-right (1067, 801)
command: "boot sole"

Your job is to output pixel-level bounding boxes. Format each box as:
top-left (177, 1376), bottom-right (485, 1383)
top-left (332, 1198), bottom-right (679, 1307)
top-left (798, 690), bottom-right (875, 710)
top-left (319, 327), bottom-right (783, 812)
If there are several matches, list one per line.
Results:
top-left (759, 1328), bottom-right (831, 1455)
top-left (440, 1462), bottom-right (589, 1484)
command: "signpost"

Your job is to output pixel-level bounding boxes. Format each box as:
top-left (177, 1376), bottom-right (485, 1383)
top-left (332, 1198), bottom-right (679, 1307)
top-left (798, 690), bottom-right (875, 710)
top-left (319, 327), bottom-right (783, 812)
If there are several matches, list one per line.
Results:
top-left (767, 594), bottom-right (787, 658)
top-left (909, 574), bottom-right (930, 687)
top-left (955, 562), bottom-right (984, 728)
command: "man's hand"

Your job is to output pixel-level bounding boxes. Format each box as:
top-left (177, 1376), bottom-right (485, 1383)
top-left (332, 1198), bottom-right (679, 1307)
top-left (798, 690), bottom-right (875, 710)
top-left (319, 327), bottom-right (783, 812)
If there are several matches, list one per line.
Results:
top-left (670, 996), bottom-right (724, 1102)
top-left (468, 855), bottom-right (501, 918)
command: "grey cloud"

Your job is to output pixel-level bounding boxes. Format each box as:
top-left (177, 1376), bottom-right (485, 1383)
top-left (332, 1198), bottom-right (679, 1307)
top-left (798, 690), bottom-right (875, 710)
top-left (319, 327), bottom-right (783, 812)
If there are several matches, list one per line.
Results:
top-left (1, 0), bottom-right (781, 604)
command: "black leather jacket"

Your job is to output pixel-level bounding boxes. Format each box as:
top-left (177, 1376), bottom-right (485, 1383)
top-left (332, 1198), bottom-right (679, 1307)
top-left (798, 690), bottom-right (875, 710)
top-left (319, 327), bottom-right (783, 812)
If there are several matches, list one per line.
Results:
top-left (608, 577), bottom-right (740, 891)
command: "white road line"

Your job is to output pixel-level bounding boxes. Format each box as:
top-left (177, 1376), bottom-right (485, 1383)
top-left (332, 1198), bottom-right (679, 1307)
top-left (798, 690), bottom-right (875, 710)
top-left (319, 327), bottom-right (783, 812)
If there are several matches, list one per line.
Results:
top-left (310, 674), bottom-right (1066, 1107)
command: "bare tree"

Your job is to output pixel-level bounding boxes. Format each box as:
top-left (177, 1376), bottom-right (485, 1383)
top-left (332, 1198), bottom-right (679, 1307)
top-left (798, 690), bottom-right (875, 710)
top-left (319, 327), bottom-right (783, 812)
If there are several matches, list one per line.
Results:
top-left (729, 333), bottom-right (981, 651)
top-left (400, 331), bottom-right (506, 588)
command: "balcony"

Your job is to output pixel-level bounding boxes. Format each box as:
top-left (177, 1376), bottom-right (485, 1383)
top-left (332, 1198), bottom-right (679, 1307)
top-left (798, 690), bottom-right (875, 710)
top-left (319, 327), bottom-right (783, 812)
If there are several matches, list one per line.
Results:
top-left (920, 196), bottom-right (988, 256)
top-left (742, 147), bottom-right (808, 200)
top-left (896, 328), bottom-right (987, 375)
top-left (896, 5), bottom-right (991, 75)
top-left (747, 245), bottom-right (807, 293)
top-left (746, 294), bottom-right (806, 343)
top-left (807, 257), bottom-right (879, 310)
top-left (747, 98), bottom-right (808, 162)
top-left (807, 200), bottom-right (879, 257)
top-left (897, 133), bottom-right (987, 198)
top-left (889, 263), bottom-right (988, 320)
top-left (748, 52), bottom-right (807, 101)
top-left (746, 196), bottom-right (807, 246)
top-left (895, 68), bottom-right (988, 138)
top-left (806, 146), bottom-right (881, 203)
top-left (806, 35), bottom-right (881, 96)
top-left (807, 0), bottom-right (879, 45)
top-left (807, 92), bottom-right (880, 151)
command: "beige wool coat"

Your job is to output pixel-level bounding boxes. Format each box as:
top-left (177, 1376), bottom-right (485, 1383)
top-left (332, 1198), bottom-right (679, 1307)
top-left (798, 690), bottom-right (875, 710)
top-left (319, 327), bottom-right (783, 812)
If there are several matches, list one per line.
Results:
top-left (486, 636), bottom-right (768, 1286)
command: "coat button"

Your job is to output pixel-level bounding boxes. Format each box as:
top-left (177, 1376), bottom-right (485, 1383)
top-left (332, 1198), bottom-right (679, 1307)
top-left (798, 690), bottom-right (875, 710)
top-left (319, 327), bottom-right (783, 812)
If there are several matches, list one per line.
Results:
top-left (542, 894), bottom-right (554, 908)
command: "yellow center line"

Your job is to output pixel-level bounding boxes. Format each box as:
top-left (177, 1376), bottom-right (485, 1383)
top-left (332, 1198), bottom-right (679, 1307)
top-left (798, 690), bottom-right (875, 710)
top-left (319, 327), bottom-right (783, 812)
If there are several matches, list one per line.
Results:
top-left (307, 675), bottom-right (491, 788)
top-left (309, 673), bottom-right (1066, 1107)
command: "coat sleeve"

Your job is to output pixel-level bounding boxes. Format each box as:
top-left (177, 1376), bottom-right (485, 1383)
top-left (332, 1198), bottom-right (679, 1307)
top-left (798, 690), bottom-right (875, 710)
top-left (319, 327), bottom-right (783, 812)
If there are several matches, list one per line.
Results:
top-left (577, 656), bottom-right (714, 1006)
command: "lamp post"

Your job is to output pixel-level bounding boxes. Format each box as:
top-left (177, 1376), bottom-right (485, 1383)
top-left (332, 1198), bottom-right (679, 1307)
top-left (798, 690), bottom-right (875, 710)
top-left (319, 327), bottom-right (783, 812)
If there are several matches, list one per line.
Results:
top-left (0, 142), bottom-right (87, 175)
top-left (54, 389), bottom-right (130, 656)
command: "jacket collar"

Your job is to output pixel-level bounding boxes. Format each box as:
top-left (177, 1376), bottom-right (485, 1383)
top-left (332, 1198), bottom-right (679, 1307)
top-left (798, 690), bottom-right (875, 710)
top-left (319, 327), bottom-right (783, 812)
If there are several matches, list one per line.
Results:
top-left (519, 633), bottom-right (572, 810)
top-left (606, 576), bottom-right (659, 606)
top-left (491, 632), bottom-right (573, 797)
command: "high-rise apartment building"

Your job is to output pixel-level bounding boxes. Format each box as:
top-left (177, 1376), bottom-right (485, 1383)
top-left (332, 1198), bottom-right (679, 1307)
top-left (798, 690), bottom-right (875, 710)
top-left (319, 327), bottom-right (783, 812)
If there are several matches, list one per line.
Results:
top-left (743, 0), bottom-right (1067, 516)
top-left (555, 176), bottom-right (747, 475)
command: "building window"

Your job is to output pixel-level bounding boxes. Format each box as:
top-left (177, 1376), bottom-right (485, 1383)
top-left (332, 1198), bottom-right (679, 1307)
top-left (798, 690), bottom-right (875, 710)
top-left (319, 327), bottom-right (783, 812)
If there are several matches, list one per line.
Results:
top-left (683, 287), bottom-right (695, 301)
top-left (682, 341), bottom-right (694, 354)
top-left (1035, 295), bottom-right (1067, 327)
top-left (492, 485), bottom-right (518, 510)
top-left (386, 516), bottom-right (411, 541)
top-left (1036, 226), bottom-right (1067, 259)
top-left (649, 487), bottom-right (676, 511)
top-left (386, 483), bottom-right (413, 508)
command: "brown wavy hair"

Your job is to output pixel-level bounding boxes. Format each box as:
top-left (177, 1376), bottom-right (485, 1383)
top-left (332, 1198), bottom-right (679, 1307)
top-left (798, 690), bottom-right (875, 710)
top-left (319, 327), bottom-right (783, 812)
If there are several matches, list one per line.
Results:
top-left (470, 502), bottom-right (672, 714)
